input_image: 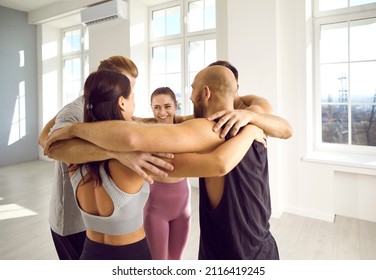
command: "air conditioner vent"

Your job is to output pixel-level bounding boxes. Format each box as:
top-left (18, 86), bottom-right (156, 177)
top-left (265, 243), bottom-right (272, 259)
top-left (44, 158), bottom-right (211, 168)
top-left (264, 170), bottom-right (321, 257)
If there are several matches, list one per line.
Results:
top-left (81, 0), bottom-right (127, 26)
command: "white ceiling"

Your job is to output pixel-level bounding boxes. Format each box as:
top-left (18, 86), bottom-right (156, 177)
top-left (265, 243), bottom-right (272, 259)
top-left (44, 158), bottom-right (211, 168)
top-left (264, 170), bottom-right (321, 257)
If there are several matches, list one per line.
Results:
top-left (0, 0), bottom-right (67, 12)
top-left (0, 0), bottom-right (168, 28)
top-left (0, 0), bottom-right (168, 12)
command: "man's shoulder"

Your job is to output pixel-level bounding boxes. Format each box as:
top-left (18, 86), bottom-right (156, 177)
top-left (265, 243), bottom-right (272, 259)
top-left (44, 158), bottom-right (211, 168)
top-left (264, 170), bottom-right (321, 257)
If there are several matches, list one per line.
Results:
top-left (52, 96), bottom-right (84, 131)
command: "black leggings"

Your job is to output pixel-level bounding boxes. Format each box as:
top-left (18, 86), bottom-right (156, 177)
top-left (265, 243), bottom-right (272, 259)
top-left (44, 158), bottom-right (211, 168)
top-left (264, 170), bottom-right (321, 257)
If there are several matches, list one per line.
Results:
top-left (50, 229), bottom-right (86, 260)
top-left (80, 237), bottom-right (151, 260)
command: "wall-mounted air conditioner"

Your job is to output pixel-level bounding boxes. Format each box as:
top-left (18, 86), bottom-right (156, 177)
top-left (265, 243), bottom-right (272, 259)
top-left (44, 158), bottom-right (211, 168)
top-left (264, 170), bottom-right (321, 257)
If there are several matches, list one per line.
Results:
top-left (81, 0), bottom-right (128, 26)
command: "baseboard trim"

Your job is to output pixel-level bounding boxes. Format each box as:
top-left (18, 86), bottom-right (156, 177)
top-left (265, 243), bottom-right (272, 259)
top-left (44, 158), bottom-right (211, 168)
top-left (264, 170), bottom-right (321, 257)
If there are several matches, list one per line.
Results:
top-left (283, 207), bottom-right (335, 223)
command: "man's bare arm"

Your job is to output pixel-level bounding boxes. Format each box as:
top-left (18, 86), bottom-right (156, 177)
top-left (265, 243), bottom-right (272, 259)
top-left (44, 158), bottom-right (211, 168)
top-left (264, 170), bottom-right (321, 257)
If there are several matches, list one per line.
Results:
top-left (47, 138), bottom-right (114, 164)
top-left (47, 138), bottom-right (174, 183)
top-left (131, 116), bottom-right (157, 123)
top-left (168, 95), bottom-right (268, 124)
top-left (209, 109), bottom-right (293, 139)
top-left (208, 93), bottom-right (292, 139)
top-left (45, 118), bottom-right (223, 155)
top-left (174, 115), bottom-right (194, 123)
top-left (133, 115), bottom-right (193, 124)
top-left (40, 116), bottom-right (120, 165)
top-left (235, 94), bottom-right (273, 113)
top-left (41, 115), bottom-right (174, 183)
top-left (167, 125), bottom-right (266, 178)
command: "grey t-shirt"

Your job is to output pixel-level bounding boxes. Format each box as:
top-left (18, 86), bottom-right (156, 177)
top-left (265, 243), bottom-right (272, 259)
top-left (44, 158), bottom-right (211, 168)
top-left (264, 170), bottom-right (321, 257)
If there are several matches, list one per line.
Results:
top-left (49, 96), bottom-right (86, 236)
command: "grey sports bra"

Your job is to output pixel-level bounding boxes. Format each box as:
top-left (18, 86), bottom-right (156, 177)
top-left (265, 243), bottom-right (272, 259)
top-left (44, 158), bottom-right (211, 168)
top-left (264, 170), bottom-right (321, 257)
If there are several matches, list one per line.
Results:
top-left (70, 164), bottom-right (149, 235)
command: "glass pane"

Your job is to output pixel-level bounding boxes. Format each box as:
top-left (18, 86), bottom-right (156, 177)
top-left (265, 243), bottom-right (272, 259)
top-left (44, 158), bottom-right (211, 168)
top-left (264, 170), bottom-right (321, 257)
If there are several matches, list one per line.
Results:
top-left (151, 74), bottom-right (167, 91)
top-left (320, 64), bottom-right (348, 103)
top-left (63, 58), bottom-right (81, 78)
top-left (166, 6), bottom-right (180, 36)
top-left (189, 71), bottom-right (199, 87)
top-left (166, 44), bottom-right (181, 73)
top-left (63, 29), bottom-right (81, 54)
top-left (350, 61), bottom-right (376, 103)
top-left (72, 30), bottom-right (81, 52)
top-left (175, 91), bottom-right (182, 115)
top-left (188, 1), bottom-right (204, 32)
top-left (350, 18), bottom-right (376, 61)
top-left (187, 71), bottom-right (199, 114)
top-left (319, 0), bottom-right (376, 11)
top-left (63, 58), bottom-right (82, 105)
top-left (63, 59), bottom-right (72, 78)
top-left (205, 39), bottom-right (216, 65)
top-left (319, 0), bottom-right (347, 11)
top-left (320, 22), bottom-right (348, 63)
top-left (204, 0), bottom-right (216, 29)
top-left (189, 41), bottom-right (205, 72)
top-left (166, 73), bottom-right (181, 97)
top-left (65, 80), bottom-right (81, 104)
top-left (350, 0), bottom-right (376, 7)
top-left (63, 31), bottom-right (72, 54)
top-left (152, 9), bottom-right (165, 38)
top-left (352, 105), bottom-right (376, 146)
top-left (322, 105), bottom-right (349, 144)
top-left (152, 46), bottom-right (166, 74)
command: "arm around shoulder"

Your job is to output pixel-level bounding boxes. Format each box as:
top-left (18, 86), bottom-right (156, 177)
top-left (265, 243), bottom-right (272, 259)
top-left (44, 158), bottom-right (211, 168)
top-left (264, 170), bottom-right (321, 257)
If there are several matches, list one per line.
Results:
top-left (70, 118), bottom-right (223, 153)
top-left (167, 124), bottom-right (266, 178)
top-left (38, 115), bottom-right (56, 148)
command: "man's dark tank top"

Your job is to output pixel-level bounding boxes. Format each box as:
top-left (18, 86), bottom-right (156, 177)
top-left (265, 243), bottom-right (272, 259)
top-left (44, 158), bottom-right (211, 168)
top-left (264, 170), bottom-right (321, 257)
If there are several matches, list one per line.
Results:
top-left (198, 141), bottom-right (278, 260)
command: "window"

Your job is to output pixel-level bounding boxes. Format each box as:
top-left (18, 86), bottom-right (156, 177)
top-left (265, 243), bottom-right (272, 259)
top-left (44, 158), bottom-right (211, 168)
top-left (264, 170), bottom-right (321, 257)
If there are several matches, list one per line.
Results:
top-left (149, 0), bottom-right (216, 115)
top-left (62, 26), bottom-right (89, 106)
top-left (314, 1), bottom-right (376, 150)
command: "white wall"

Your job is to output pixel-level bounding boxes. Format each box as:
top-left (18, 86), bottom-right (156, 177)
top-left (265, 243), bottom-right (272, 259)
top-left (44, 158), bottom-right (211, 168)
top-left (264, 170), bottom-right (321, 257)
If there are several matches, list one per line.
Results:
top-left (0, 7), bottom-right (39, 166)
top-left (223, 0), bottom-right (287, 217)
top-left (39, 24), bottom-right (61, 125)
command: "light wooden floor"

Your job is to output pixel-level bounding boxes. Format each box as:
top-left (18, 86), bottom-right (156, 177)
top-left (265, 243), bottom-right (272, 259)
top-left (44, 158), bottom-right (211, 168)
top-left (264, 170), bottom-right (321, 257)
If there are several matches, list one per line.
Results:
top-left (0, 160), bottom-right (375, 260)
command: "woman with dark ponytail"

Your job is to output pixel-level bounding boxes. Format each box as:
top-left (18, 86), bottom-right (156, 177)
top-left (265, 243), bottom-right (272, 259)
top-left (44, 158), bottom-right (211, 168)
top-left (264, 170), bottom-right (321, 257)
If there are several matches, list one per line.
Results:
top-left (68, 70), bottom-right (151, 260)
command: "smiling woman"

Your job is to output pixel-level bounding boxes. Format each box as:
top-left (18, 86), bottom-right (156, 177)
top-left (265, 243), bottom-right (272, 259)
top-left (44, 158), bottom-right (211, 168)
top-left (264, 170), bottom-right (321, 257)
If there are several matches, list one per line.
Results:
top-left (143, 86), bottom-right (192, 260)
top-left (150, 87), bottom-right (179, 123)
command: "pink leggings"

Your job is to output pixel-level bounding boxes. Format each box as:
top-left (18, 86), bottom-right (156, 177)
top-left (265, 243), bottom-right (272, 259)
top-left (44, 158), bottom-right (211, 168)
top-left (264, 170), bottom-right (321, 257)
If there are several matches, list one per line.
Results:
top-left (143, 179), bottom-right (191, 260)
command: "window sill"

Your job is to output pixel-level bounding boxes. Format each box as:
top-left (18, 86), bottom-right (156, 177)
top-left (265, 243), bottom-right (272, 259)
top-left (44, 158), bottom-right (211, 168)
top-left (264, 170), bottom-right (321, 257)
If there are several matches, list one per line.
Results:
top-left (302, 150), bottom-right (376, 175)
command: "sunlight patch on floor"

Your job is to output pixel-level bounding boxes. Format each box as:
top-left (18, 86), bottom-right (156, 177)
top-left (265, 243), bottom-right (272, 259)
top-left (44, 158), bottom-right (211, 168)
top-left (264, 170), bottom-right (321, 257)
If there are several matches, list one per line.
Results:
top-left (0, 203), bottom-right (37, 221)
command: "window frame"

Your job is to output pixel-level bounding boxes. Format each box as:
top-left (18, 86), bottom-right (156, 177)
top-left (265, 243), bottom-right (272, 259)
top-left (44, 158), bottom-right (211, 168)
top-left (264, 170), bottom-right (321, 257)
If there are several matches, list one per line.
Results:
top-left (149, 0), bottom-right (216, 116)
top-left (61, 25), bottom-right (89, 107)
top-left (313, 2), bottom-right (376, 154)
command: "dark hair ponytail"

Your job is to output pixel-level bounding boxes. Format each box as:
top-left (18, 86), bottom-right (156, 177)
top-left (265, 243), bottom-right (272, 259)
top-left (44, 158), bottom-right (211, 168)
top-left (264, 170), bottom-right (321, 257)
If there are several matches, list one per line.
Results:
top-left (76, 70), bottom-right (132, 186)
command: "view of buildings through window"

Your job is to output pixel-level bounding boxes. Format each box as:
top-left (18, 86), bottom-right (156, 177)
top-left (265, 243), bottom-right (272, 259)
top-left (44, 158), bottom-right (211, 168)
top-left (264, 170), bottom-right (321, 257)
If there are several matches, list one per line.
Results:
top-left (317, 1), bottom-right (376, 147)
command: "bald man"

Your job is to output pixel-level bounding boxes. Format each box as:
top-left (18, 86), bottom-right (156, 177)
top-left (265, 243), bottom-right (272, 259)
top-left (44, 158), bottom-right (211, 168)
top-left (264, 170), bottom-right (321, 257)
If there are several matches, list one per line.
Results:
top-left (191, 66), bottom-right (279, 260)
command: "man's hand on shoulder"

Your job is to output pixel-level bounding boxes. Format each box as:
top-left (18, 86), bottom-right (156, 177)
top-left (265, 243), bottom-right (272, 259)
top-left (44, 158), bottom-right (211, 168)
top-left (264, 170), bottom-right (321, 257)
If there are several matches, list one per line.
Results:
top-left (207, 110), bottom-right (253, 138)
